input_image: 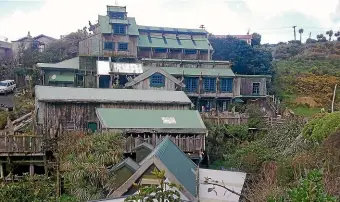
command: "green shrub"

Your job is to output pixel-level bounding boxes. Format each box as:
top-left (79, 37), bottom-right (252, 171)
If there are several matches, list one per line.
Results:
top-left (302, 112), bottom-right (340, 143)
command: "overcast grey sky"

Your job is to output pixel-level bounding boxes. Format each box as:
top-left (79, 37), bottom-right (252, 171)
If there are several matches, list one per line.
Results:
top-left (1, 0), bottom-right (340, 44)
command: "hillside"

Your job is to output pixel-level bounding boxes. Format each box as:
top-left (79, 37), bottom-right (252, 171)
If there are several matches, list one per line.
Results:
top-left (269, 41), bottom-right (340, 116)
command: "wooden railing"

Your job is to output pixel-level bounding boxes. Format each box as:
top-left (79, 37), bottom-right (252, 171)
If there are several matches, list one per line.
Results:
top-left (0, 135), bottom-right (43, 154)
top-left (200, 111), bottom-right (249, 125)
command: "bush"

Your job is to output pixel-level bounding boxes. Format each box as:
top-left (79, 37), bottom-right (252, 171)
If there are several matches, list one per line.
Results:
top-left (302, 112), bottom-right (340, 143)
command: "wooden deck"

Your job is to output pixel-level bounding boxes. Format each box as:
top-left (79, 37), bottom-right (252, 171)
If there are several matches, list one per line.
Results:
top-left (0, 135), bottom-right (44, 156)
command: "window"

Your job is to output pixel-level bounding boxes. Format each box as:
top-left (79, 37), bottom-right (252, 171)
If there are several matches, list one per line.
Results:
top-left (203, 78), bottom-right (216, 92)
top-left (185, 49), bottom-right (197, 54)
top-left (220, 78), bottom-right (233, 93)
top-left (32, 40), bottom-right (39, 49)
top-left (108, 12), bottom-right (125, 19)
top-left (113, 24), bottom-right (126, 34)
top-left (118, 43), bottom-right (128, 51)
top-left (150, 73), bottom-right (165, 87)
top-left (154, 48), bottom-right (167, 53)
top-left (185, 77), bottom-right (198, 92)
top-left (252, 83), bottom-right (260, 95)
top-left (104, 42), bottom-right (114, 50)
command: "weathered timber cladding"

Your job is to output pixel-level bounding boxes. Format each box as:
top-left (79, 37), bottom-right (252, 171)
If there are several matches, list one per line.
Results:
top-left (0, 135), bottom-right (44, 154)
top-left (133, 77), bottom-right (176, 91)
top-left (123, 133), bottom-right (205, 153)
top-left (38, 102), bottom-right (190, 135)
top-left (239, 77), bottom-right (267, 96)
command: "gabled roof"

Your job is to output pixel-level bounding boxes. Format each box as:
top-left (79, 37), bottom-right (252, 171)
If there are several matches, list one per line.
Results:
top-left (111, 137), bottom-right (197, 201)
top-left (110, 157), bottom-right (140, 172)
top-left (12, 34), bottom-right (56, 42)
top-left (96, 108), bottom-right (207, 134)
top-left (133, 142), bottom-right (154, 152)
top-left (99, 16), bottom-right (139, 36)
top-left (125, 67), bottom-right (185, 88)
top-left (35, 86), bottom-right (192, 104)
top-left (36, 57), bottom-right (79, 70)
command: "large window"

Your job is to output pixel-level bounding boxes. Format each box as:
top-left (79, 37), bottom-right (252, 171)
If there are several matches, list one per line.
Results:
top-left (203, 78), bottom-right (216, 92)
top-left (118, 43), bottom-right (128, 51)
top-left (252, 83), bottom-right (260, 95)
top-left (150, 73), bottom-right (165, 87)
top-left (108, 12), bottom-right (125, 19)
top-left (104, 42), bottom-right (114, 50)
top-left (220, 78), bottom-right (233, 93)
top-left (185, 77), bottom-right (198, 92)
top-left (113, 24), bottom-right (126, 34)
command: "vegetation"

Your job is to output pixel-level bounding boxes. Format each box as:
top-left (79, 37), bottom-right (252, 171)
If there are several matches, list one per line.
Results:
top-left (210, 36), bottom-right (272, 75)
top-left (58, 132), bottom-right (125, 201)
top-left (125, 169), bottom-right (182, 202)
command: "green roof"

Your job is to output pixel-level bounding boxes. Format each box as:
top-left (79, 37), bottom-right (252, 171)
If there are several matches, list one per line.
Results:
top-left (141, 58), bottom-right (231, 65)
top-left (110, 157), bottom-right (139, 172)
top-left (138, 35), bottom-right (212, 50)
top-left (99, 16), bottom-right (139, 36)
top-left (107, 6), bottom-right (126, 12)
top-left (140, 137), bottom-right (197, 196)
top-left (138, 25), bottom-right (207, 35)
top-left (36, 57), bottom-right (79, 70)
top-left (143, 66), bottom-right (235, 77)
top-left (48, 75), bottom-right (74, 83)
top-left (236, 74), bottom-right (272, 78)
top-left (96, 108), bottom-right (206, 133)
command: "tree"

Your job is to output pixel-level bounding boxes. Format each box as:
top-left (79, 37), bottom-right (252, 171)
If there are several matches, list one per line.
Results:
top-left (125, 169), bottom-right (182, 202)
top-left (334, 31), bottom-right (340, 41)
top-left (251, 33), bottom-right (261, 46)
top-left (210, 36), bottom-right (272, 75)
top-left (298, 28), bottom-right (304, 42)
top-left (326, 30), bottom-right (334, 41)
top-left (58, 132), bottom-right (125, 201)
top-left (316, 34), bottom-right (327, 42)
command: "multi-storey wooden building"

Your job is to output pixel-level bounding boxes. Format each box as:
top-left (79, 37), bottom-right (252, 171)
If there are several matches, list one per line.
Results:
top-left (78, 5), bottom-right (213, 60)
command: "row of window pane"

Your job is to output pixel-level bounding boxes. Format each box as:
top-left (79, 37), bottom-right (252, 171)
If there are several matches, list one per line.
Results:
top-left (108, 12), bottom-right (125, 19)
top-left (150, 73), bottom-right (165, 87)
top-left (220, 78), bottom-right (233, 92)
top-left (113, 24), bottom-right (126, 34)
top-left (103, 42), bottom-right (128, 51)
top-left (184, 77), bottom-right (234, 93)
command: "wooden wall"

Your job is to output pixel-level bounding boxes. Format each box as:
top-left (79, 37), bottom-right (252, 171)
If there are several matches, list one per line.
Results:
top-left (132, 76), bottom-right (177, 91)
top-left (78, 34), bottom-right (138, 58)
top-left (238, 77), bottom-right (268, 96)
top-left (123, 133), bottom-right (205, 153)
top-left (36, 101), bottom-right (191, 136)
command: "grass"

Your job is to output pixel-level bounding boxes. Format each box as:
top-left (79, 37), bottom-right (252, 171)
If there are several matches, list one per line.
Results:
top-left (292, 106), bottom-right (321, 117)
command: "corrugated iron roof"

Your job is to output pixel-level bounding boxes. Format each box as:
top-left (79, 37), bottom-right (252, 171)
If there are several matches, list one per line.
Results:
top-left (139, 137), bottom-right (198, 196)
top-left (36, 57), bottom-right (79, 70)
top-left (35, 86), bottom-right (192, 104)
top-left (138, 35), bottom-right (212, 50)
top-left (138, 25), bottom-right (207, 35)
top-left (143, 66), bottom-right (235, 77)
top-left (96, 108), bottom-right (206, 131)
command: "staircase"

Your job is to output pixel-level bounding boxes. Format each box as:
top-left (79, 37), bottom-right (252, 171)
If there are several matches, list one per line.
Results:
top-left (265, 95), bottom-right (280, 117)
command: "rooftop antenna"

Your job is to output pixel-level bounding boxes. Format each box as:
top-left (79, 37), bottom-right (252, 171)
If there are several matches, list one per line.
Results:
top-left (247, 28), bottom-right (250, 35)
top-left (199, 25), bottom-right (205, 30)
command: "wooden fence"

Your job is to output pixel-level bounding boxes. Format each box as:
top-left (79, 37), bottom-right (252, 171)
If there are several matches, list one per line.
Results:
top-left (0, 135), bottom-right (44, 154)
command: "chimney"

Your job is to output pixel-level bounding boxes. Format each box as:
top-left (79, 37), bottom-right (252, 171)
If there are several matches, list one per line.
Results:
top-left (27, 31), bottom-right (31, 37)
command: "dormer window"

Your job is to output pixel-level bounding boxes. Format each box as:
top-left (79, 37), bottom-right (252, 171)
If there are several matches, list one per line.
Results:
top-left (108, 12), bottom-right (125, 20)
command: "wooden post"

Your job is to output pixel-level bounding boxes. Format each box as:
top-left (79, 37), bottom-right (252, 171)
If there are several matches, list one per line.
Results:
top-left (29, 163), bottom-right (34, 176)
top-left (0, 163), bottom-right (4, 179)
top-left (332, 84), bottom-right (337, 113)
top-left (43, 154), bottom-right (48, 176)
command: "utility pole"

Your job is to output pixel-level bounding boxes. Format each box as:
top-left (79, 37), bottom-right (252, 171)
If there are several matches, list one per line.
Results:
top-left (292, 26), bottom-right (297, 40)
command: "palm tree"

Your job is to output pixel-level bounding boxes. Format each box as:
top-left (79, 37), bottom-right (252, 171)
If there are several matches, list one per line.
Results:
top-left (326, 30), bottom-right (333, 41)
top-left (299, 28), bottom-right (304, 42)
